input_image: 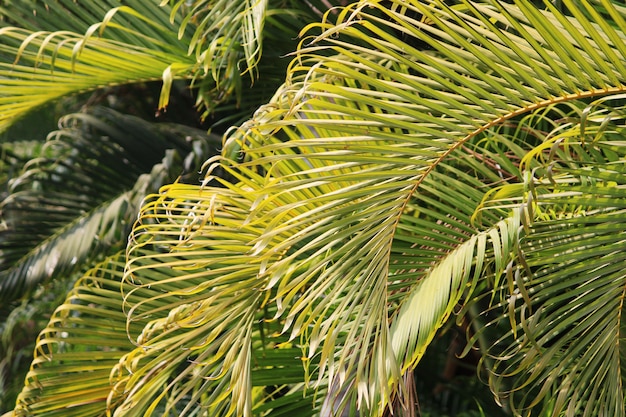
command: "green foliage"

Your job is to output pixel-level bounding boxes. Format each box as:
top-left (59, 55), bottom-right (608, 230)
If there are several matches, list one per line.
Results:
top-left (3, 1), bottom-right (626, 417)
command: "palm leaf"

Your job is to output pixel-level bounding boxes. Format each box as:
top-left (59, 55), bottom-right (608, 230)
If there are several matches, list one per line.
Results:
top-left (0, 1), bottom-right (178, 36)
top-left (0, 4), bottom-right (199, 133)
top-left (10, 252), bottom-right (141, 417)
top-left (0, 1), bottom-right (336, 134)
top-left (0, 107), bottom-right (218, 304)
top-left (10, 0), bottom-right (626, 415)
top-left (161, 0), bottom-right (347, 120)
top-left (472, 96), bottom-right (626, 416)
top-left (166, 0), bottom-right (268, 81)
top-left (10, 246), bottom-right (313, 417)
top-left (119, 0), bottom-right (626, 415)
top-left (163, 0), bottom-right (349, 75)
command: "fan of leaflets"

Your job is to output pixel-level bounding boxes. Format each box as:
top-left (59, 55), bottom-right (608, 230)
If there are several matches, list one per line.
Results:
top-left (10, 0), bottom-right (626, 416)
top-left (120, 1), bottom-right (626, 415)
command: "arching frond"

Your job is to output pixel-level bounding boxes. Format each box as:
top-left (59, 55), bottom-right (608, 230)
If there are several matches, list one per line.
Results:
top-left (0, 107), bottom-right (218, 304)
top-left (473, 96), bottom-right (626, 416)
top-left (11, 253), bottom-right (139, 417)
top-left (122, 0), bottom-right (626, 415)
top-left (9, 0), bottom-right (626, 416)
top-left (0, 1), bottom-right (334, 134)
top-left (0, 10), bottom-right (195, 133)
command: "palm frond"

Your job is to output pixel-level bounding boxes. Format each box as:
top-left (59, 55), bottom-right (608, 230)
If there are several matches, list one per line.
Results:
top-left (472, 95), bottom-right (626, 416)
top-left (0, 10), bottom-right (195, 133)
top-left (0, 107), bottom-right (218, 304)
top-left (10, 0), bottom-right (626, 415)
top-left (0, 140), bottom-right (45, 198)
top-left (115, 184), bottom-right (271, 417)
top-left (164, 0), bottom-right (346, 78)
top-left (0, 1), bottom-right (333, 134)
top-left (166, 0), bottom-right (268, 80)
top-left (162, 0), bottom-right (343, 119)
top-left (0, 1), bottom-right (190, 45)
top-left (11, 252), bottom-right (138, 417)
top-left (120, 0), bottom-right (626, 415)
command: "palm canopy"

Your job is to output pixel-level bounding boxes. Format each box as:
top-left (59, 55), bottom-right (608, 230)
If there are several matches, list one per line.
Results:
top-left (0, 0), bottom-right (342, 322)
top-left (0, 0), bottom-right (343, 304)
top-left (0, 0), bottom-right (331, 134)
top-left (7, 0), bottom-right (626, 417)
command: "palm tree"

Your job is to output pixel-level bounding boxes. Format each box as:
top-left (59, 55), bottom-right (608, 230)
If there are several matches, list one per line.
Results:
top-left (3, 0), bottom-right (626, 416)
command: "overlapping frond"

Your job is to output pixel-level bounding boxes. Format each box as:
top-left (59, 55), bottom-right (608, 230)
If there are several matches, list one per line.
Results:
top-left (8, 0), bottom-right (626, 416)
top-left (115, 183), bottom-right (313, 416)
top-left (0, 1), bottom-right (340, 136)
top-left (165, 0), bottom-right (268, 80)
top-left (472, 96), bottom-right (626, 416)
top-left (0, 1), bottom-right (303, 135)
top-left (11, 253), bottom-right (140, 417)
top-left (122, 1), bottom-right (626, 415)
top-left (0, 107), bottom-right (218, 304)
top-left (163, 0), bottom-right (345, 79)
top-left (161, 0), bottom-right (345, 118)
